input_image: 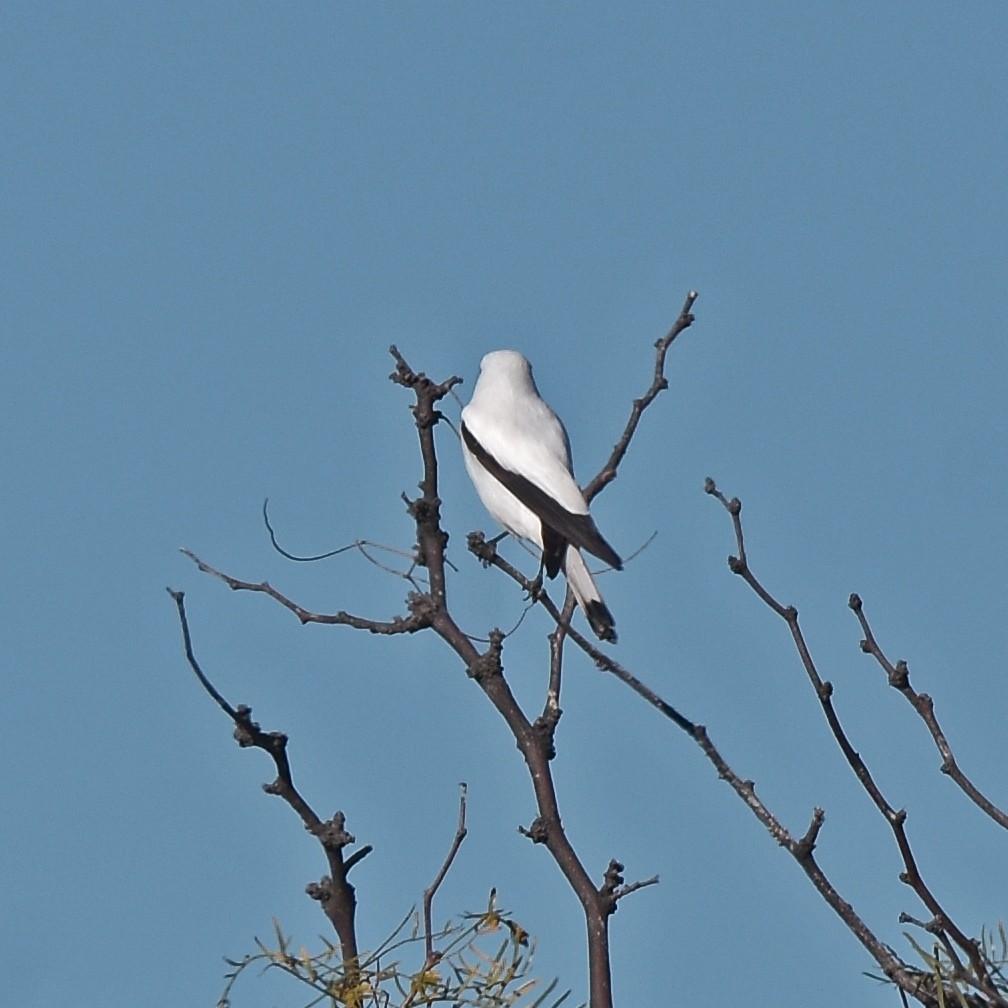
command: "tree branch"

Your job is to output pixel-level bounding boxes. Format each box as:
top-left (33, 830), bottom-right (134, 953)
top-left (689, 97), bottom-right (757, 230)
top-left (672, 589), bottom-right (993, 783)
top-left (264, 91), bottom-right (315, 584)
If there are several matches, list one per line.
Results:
top-left (689, 715), bottom-right (966, 1007)
top-left (179, 548), bottom-right (430, 634)
top-left (423, 783), bottom-right (469, 964)
top-left (384, 347), bottom-right (623, 1006)
top-left (171, 298), bottom-right (1006, 1008)
top-left (583, 289), bottom-right (698, 503)
top-left (178, 309), bottom-right (791, 1008)
top-left (467, 530), bottom-right (695, 733)
top-left (705, 479), bottom-right (1007, 1008)
top-left (166, 588), bottom-right (368, 965)
top-left (388, 344), bottom-right (462, 614)
top-left (849, 593), bottom-right (1008, 831)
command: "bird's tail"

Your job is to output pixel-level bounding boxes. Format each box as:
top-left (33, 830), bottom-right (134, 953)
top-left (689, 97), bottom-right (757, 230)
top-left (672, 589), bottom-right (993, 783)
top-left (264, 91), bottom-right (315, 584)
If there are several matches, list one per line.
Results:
top-left (563, 546), bottom-right (617, 643)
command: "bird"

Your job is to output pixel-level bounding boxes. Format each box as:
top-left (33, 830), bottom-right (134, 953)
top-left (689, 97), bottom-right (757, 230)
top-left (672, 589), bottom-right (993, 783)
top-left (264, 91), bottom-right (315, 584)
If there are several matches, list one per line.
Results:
top-left (460, 349), bottom-right (622, 642)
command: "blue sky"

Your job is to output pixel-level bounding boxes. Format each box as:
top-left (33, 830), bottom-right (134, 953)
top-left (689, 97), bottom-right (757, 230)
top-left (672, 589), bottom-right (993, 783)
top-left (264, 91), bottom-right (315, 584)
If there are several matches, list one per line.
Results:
top-left (3, 4), bottom-right (1006, 1006)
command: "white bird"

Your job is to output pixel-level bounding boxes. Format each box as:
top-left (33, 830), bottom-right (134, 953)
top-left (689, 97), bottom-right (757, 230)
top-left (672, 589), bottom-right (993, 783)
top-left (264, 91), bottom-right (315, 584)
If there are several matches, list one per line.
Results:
top-left (460, 350), bottom-right (622, 642)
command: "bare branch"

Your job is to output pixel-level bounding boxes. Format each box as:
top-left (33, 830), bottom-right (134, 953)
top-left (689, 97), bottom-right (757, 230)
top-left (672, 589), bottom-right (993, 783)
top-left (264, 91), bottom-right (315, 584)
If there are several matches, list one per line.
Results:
top-left (612, 874), bottom-right (660, 902)
top-left (383, 347), bottom-right (631, 1004)
top-left (166, 588), bottom-right (365, 964)
top-left (180, 548), bottom-right (429, 634)
top-left (466, 474), bottom-right (943, 1000)
top-left (691, 720), bottom-right (952, 1004)
top-left (584, 290), bottom-right (698, 503)
top-left (167, 588), bottom-right (238, 719)
top-left (423, 784), bottom-right (469, 963)
top-left (387, 346), bottom-right (465, 627)
top-left (547, 596), bottom-right (572, 707)
top-left (534, 599), bottom-right (573, 756)
top-left (705, 478), bottom-right (1008, 1007)
top-left (174, 321), bottom-right (686, 1008)
top-left (598, 859), bottom-right (659, 909)
top-left (467, 531), bottom-right (696, 733)
top-left (849, 593), bottom-right (1008, 831)
top-left (171, 300), bottom-right (1008, 1008)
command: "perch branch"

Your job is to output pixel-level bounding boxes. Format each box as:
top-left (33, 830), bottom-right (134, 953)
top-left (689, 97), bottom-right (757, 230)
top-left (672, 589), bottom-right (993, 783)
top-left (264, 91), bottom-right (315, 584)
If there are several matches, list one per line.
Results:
top-left (467, 531), bottom-right (695, 733)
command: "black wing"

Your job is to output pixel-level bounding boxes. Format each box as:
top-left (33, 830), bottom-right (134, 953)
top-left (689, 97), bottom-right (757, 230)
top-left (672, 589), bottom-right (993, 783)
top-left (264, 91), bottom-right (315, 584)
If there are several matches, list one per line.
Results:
top-left (461, 422), bottom-right (623, 575)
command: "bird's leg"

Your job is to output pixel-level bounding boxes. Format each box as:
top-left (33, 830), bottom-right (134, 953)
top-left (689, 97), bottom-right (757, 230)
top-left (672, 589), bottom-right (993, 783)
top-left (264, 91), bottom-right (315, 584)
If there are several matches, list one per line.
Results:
top-left (525, 555), bottom-right (545, 601)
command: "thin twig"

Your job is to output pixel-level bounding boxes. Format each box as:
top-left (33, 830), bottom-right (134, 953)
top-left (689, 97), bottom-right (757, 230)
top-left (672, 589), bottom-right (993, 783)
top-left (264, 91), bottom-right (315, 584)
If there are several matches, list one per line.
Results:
top-left (180, 548), bottom-right (430, 634)
top-left (613, 875), bottom-right (660, 901)
top-left (167, 587), bottom-right (238, 719)
top-left (263, 497), bottom-right (455, 579)
top-left (600, 859), bottom-right (659, 907)
top-left (849, 593), bottom-right (1008, 831)
top-left (584, 290), bottom-right (698, 503)
top-left (423, 784), bottom-right (469, 963)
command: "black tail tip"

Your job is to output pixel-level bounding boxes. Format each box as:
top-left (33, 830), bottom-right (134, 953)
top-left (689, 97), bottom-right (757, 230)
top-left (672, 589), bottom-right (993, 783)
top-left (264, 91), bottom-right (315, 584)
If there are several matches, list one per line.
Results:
top-left (584, 599), bottom-right (617, 644)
